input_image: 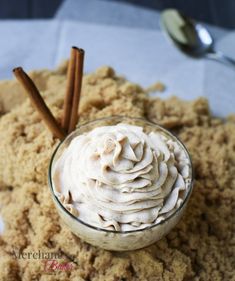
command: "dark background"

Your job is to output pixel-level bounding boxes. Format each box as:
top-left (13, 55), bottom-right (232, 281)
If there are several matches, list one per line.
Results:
top-left (0, 0), bottom-right (234, 29)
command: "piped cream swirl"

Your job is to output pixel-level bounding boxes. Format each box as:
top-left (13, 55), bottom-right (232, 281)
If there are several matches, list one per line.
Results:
top-left (53, 124), bottom-right (191, 231)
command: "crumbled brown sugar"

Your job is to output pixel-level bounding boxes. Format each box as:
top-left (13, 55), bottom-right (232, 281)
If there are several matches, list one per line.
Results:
top-left (145, 82), bottom-right (166, 94)
top-left (0, 63), bottom-right (234, 281)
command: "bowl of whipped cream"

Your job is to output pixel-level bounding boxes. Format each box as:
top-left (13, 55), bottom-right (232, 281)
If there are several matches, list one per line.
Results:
top-left (48, 116), bottom-right (193, 251)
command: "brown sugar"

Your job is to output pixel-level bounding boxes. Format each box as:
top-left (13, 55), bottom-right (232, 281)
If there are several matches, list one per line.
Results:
top-left (145, 82), bottom-right (166, 94)
top-left (0, 63), bottom-right (234, 281)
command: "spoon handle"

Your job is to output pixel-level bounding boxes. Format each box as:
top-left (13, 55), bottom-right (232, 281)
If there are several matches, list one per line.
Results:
top-left (206, 51), bottom-right (235, 68)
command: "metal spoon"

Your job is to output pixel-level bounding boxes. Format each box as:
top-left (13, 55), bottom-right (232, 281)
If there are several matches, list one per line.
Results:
top-left (160, 9), bottom-right (235, 67)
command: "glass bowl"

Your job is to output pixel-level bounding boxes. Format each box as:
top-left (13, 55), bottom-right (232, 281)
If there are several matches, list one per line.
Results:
top-left (48, 116), bottom-right (193, 251)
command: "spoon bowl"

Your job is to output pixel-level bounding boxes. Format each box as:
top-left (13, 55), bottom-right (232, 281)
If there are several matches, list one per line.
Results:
top-left (160, 9), bottom-right (235, 67)
top-left (160, 9), bottom-right (213, 58)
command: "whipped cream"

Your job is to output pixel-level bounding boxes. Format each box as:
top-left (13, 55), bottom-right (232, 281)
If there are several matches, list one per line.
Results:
top-left (53, 123), bottom-right (191, 231)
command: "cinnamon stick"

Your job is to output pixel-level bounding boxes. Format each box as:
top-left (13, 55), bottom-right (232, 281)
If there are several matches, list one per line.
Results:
top-left (13, 67), bottom-right (66, 140)
top-left (61, 47), bottom-right (77, 133)
top-left (68, 48), bottom-right (85, 133)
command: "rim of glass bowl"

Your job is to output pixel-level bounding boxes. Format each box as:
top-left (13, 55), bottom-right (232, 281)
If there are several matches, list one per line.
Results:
top-left (48, 116), bottom-right (194, 234)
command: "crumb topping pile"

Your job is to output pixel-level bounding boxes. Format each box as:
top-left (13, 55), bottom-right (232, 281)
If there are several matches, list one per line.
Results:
top-left (0, 63), bottom-right (234, 281)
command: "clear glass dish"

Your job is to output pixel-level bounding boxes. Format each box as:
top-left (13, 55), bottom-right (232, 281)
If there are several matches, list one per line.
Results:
top-left (48, 116), bottom-right (193, 251)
